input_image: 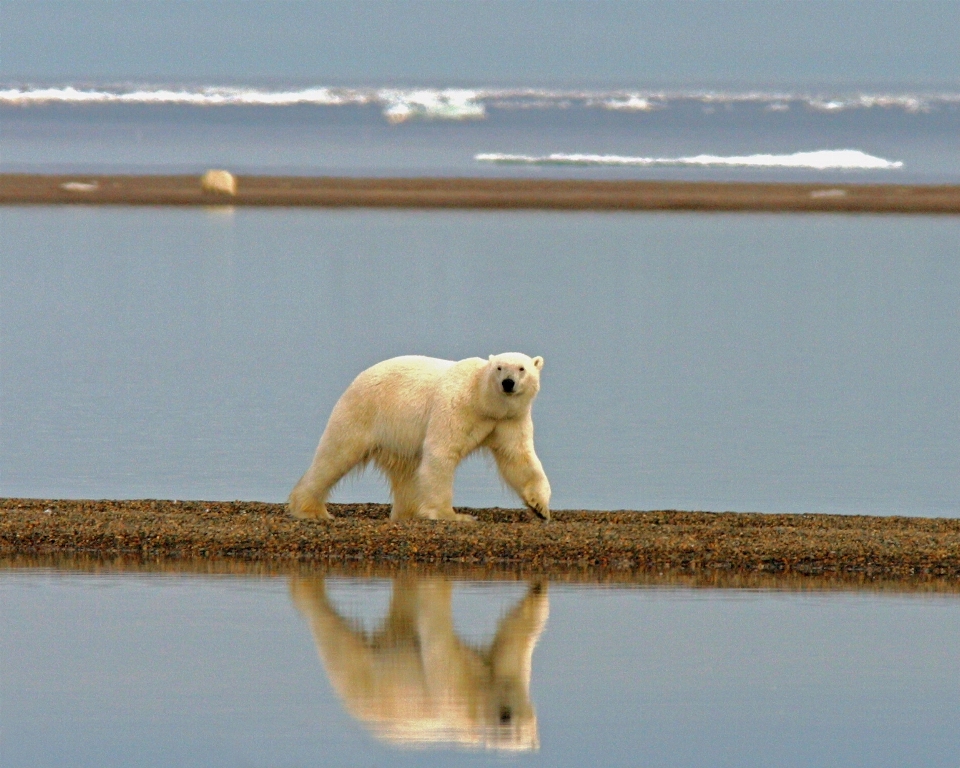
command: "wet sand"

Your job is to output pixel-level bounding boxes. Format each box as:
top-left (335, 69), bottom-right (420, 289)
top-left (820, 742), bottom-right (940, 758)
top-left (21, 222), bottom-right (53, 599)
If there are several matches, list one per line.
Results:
top-left (3, 174), bottom-right (960, 212)
top-left (3, 498), bottom-right (959, 582)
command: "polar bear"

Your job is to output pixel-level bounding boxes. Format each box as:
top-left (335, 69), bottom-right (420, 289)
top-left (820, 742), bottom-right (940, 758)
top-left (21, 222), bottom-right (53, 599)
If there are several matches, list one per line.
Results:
top-left (289, 353), bottom-right (550, 522)
top-left (199, 168), bottom-right (237, 195)
top-left (290, 575), bottom-right (549, 750)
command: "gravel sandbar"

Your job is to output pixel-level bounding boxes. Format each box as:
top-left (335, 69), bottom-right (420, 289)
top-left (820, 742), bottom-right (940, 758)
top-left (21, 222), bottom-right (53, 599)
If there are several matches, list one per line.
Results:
top-left (3, 174), bottom-right (960, 213)
top-left (3, 498), bottom-right (959, 583)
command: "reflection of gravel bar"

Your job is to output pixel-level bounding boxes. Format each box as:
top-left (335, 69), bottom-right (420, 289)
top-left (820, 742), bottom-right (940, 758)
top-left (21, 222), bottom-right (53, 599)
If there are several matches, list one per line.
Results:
top-left (3, 499), bottom-right (960, 579)
top-left (2, 174), bottom-right (960, 213)
top-left (7, 553), bottom-right (960, 593)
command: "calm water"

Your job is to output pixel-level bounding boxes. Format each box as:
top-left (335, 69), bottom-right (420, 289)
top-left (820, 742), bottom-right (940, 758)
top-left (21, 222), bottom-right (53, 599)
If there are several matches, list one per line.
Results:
top-left (3, 91), bottom-right (959, 182)
top-left (2, 567), bottom-right (959, 768)
top-left (2, 207), bottom-right (959, 515)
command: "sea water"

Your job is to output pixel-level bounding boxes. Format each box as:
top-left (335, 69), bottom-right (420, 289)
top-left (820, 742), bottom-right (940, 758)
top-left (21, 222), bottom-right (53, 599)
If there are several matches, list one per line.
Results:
top-left (2, 84), bottom-right (960, 182)
top-left (2, 206), bottom-right (958, 516)
top-left (2, 567), bottom-right (959, 768)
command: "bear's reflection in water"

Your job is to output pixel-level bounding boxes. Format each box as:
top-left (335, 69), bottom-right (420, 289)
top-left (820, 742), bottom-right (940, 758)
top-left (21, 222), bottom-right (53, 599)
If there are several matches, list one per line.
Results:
top-left (290, 576), bottom-right (549, 751)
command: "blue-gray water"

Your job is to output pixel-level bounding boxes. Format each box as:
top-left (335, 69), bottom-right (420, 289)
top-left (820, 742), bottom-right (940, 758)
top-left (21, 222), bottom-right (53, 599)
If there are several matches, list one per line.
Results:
top-left (3, 93), bottom-right (959, 183)
top-left (2, 207), bottom-right (958, 516)
top-left (3, 569), bottom-right (959, 768)
top-left (5, 1), bottom-right (960, 88)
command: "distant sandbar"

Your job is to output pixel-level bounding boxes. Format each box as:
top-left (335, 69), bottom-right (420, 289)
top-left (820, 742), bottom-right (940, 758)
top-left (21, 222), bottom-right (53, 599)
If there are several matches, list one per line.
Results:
top-left (2, 174), bottom-right (960, 213)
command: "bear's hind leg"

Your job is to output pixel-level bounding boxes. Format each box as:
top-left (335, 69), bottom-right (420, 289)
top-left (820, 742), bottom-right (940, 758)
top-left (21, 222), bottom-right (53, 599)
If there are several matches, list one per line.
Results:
top-left (288, 482), bottom-right (334, 521)
top-left (382, 458), bottom-right (420, 521)
top-left (289, 431), bottom-right (370, 521)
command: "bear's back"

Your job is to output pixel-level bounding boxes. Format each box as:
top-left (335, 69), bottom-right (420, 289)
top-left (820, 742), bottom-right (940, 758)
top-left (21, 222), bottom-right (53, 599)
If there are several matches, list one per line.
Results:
top-left (342, 357), bottom-right (470, 451)
top-left (357, 355), bottom-right (457, 395)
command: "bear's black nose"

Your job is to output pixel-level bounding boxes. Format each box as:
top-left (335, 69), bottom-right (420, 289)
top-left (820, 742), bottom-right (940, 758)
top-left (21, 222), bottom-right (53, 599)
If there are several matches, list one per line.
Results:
top-left (502, 378), bottom-right (515, 393)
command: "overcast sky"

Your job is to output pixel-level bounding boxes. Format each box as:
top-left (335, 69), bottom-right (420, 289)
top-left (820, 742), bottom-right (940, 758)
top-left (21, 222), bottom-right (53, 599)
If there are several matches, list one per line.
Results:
top-left (3, 1), bottom-right (959, 88)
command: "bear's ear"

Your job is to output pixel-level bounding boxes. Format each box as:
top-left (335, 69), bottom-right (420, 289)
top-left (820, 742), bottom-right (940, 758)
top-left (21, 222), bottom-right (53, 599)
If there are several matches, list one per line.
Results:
top-left (533, 356), bottom-right (544, 370)
top-left (488, 354), bottom-right (495, 362)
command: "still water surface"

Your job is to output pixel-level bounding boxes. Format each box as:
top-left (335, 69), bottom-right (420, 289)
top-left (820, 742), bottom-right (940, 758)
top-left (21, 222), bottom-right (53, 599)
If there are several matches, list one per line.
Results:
top-left (2, 567), bottom-right (959, 767)
top-left (3, 207), bottom-right (958, 515)
top-left (5, 97), bottom-right (959, 183)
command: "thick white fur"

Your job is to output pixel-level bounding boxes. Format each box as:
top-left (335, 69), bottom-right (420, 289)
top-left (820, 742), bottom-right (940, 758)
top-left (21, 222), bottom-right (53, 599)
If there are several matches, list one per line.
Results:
top-left (290, 576), bottom-right (549, 750)
top-left (289, 353), bottom-right (550, 522)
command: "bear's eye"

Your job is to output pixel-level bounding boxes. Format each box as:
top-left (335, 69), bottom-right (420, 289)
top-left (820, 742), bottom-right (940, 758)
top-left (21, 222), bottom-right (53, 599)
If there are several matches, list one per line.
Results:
top-left (519, 367), bottom-right (525, 372)
top-left (497, 366), bottom-right (502, 371)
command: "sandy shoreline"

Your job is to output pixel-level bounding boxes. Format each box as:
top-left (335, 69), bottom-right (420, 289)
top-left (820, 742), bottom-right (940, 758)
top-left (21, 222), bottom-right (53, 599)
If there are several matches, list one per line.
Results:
top-left (3, 498), bottom-right (959, 583)
top-left (3, 174), bottom-right (960, 213)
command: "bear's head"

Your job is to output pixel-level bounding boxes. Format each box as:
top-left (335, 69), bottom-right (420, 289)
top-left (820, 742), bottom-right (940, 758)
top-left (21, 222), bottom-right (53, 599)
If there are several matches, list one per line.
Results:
top-left (487, 353), bottom-right (544, 402)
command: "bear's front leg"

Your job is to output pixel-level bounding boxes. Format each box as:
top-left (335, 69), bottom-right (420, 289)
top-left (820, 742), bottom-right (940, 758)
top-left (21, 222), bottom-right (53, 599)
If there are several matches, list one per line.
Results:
top-left (415, 449), bottom-right (476, 523)
top-left (488, 421), bottom-right (551, 521)
top-left (508, 462), bottom-right (551, 521)
top-left (519, 471), bottom-right (551, 521)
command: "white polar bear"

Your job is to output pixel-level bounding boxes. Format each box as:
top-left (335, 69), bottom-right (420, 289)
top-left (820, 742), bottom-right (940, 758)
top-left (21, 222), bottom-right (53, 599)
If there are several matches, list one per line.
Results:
top-left (289, 353), bottom-right (551, 522)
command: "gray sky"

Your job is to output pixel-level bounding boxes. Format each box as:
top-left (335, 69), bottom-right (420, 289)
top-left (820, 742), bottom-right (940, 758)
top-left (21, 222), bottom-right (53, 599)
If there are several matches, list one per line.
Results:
top-left (3, 0), bottom-right (959, 87)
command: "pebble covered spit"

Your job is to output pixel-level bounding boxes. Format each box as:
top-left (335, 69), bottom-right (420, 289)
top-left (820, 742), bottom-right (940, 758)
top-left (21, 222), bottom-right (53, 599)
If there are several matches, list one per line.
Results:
top-left (3, 498), bottom-right (960, 582)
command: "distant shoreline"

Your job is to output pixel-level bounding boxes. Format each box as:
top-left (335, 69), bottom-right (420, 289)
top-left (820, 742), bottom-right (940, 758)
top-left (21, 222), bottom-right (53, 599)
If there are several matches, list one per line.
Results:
top-left (4, 498), bottom-right (959, 582)
top-left (3, 174), bottom-right (960, 213)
